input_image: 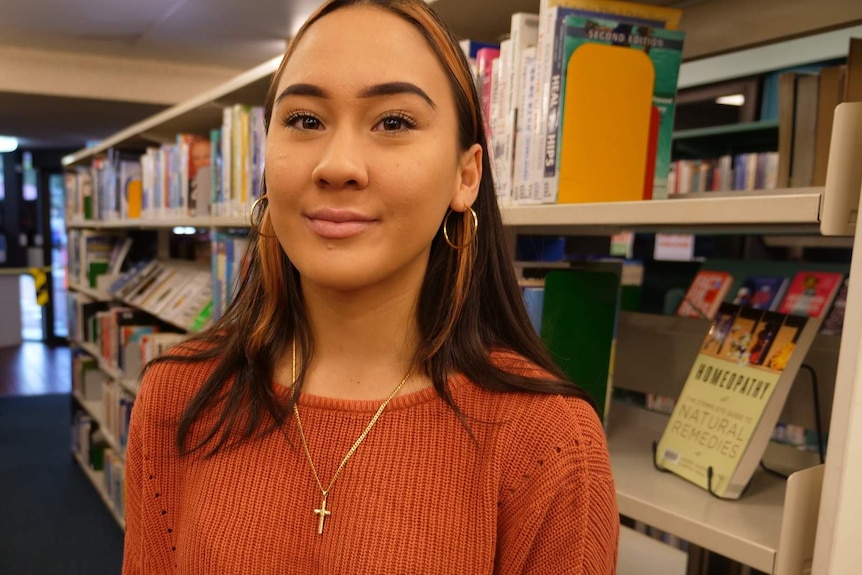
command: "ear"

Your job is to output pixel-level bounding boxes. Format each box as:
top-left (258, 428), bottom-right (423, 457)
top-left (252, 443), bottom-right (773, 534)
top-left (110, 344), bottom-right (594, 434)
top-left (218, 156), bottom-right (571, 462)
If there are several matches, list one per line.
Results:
top-left (450, 143), bottom-right (482, 211)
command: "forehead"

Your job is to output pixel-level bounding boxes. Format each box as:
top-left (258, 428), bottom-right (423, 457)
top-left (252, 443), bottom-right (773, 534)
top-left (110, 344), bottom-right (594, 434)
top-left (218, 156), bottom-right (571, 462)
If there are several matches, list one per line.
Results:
top-left (279, 6), bottom-right (450, 92)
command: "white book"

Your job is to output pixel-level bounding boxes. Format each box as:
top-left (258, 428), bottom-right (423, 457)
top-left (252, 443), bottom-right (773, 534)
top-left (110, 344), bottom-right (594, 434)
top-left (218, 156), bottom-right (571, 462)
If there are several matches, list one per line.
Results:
top-left (512, 47), bottom-right (538, 204)
top-left (489, 42), bottom-right (511, 203)
top-left (221, 106), bottom-right (233, 218)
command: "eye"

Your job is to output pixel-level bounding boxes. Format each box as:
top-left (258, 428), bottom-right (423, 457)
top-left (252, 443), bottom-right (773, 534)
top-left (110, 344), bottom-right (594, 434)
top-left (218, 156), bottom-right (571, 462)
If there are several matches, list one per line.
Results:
top-left (373, 112), bottom-right (416, 133)
top-left (282, 111), bottom-right (323, 131)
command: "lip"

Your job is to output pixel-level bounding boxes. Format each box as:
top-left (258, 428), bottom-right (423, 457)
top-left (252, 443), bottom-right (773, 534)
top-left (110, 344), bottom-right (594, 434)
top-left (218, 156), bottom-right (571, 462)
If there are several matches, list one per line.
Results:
top-left (304, 208), bottom-right (377, 239)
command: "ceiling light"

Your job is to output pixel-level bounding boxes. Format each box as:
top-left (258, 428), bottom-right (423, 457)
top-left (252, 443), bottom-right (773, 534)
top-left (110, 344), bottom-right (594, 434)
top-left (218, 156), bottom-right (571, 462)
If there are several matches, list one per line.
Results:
top-left (715, 94), bottom-right (745, 106)
top-left (0, 136), bottom-right (18, 153)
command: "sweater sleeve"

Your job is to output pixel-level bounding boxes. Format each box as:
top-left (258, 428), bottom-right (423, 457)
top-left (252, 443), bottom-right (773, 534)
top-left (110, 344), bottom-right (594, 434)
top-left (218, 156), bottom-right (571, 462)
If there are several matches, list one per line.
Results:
top-left (122, 371), bottom-right (147, 574)
top-left (495, 397), bottom-right (619, 575)
top-left (122, 360), bottom-right (182, 575)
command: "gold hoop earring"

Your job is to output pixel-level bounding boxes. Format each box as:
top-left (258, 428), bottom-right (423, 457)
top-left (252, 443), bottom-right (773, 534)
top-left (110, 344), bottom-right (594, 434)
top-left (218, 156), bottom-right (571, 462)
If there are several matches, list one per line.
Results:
top-left (443, 207), bottom-right (478, 249)
top-left (249, 196), bottom-right (276, 238)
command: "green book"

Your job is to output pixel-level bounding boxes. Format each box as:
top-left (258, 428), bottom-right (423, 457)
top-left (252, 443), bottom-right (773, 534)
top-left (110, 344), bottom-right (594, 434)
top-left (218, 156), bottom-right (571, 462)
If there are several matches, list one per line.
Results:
top-left (541, 269), bottom-right (621, 425)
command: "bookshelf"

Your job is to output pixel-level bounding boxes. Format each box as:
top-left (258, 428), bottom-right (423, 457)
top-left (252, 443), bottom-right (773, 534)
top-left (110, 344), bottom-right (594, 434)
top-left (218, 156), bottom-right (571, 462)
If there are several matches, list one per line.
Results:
top-left (73, 451), bottom-right (126, 530)
top-left (72, 391), bottom-right (124, 460)
top-left (672, 121), bottom-right (780, 141)
top-left (58, 12), bottom-right (862, 575)
top-left (610, 403), bottom-right (814, 573)
top-left (501, 188), bottom-right (823, 235)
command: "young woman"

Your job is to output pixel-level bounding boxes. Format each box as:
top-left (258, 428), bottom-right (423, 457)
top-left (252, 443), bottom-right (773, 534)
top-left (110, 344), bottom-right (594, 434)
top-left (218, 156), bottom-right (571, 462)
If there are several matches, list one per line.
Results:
top-left (123, 1), bottom-right (619, 573)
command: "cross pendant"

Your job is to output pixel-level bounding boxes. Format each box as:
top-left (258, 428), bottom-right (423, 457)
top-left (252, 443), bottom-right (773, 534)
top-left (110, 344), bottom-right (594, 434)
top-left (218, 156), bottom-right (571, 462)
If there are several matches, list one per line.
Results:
top-left (314, 492), bottom-right (332, 535)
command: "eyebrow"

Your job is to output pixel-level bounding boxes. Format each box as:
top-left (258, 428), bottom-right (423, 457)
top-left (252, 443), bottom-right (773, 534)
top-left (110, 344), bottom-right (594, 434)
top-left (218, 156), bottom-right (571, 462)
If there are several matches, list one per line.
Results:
top-left (275, 81), bottom-right (436, 109)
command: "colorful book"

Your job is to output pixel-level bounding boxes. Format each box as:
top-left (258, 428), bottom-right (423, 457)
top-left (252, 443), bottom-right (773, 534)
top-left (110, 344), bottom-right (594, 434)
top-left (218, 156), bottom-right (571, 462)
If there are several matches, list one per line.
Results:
top-left (821, 277), bottom-right (849, 335)
top-left (555, 15), bottom-right (685, 203)
top-left (656, 302), bottom-right (823, 498)
top-left (731, 275), bottom-right (790, 311)
top-left (777, 271), bottom-right (845, 318)
top-left (676, 271), bottom-right (734, 320)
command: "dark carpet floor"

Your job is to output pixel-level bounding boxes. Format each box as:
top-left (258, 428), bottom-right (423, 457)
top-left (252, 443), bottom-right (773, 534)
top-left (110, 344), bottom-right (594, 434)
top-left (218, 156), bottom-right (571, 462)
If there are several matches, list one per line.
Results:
top-left (0, 394), bottom-right (124, 574)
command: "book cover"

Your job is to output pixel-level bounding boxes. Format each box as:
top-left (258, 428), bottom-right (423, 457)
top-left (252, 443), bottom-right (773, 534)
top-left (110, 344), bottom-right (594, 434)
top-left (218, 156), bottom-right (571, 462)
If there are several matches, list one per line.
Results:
top-left (540, 269), bottom-right (620, 425)
top-left (522, 286), bottom-right (545, 335)
top-left (777, 271), bottom-right (844, 318)
top-left (731, 275), bottom-right (790, 311)
top-left (656, 303), bottom-right (819, 498)
top-left (821, 277), bottom-right (849, 335)
top-left (676, 270), bottom-right (734, 320)
top-left (556, 16), bottom-right (684, 202)
top-left (539, 6), bottom-right (669, 202)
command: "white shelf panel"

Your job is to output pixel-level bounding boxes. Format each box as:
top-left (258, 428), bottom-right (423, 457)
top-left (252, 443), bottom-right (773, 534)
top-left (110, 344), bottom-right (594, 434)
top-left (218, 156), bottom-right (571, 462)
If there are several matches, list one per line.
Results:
top-left (68, 282), bottom-right (112, 301)
top-left (618, 525), bottom-right (687, 575)
top-left (67, 193), bottom-right (823, 234)
top-left (501, 189), bottom-right (823, 234)
top-left (66, 216), bottom-right (251, 230)
top-left (62, 55), bottom-right (282, 167)
top-left (73, 452), bottom-right (125, 531)
top-left (609, 403), bottom-right (785, 573)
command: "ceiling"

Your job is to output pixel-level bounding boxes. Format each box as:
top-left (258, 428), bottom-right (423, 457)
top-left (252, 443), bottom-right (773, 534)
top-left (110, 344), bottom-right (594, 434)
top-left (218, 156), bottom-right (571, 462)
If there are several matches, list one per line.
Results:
top-left (1, 0), bottom-right (860, 152)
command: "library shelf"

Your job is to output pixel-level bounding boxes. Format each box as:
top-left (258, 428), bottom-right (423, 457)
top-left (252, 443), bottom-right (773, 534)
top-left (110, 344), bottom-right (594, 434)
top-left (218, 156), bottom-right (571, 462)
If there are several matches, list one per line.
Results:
top-left (61, 55), bottom-right (282, 168)
top-left (609, 402), bottom-right (819, 574)
top-left (500, 188), bottom-right (825, 236)
top-left (73, 451), bottom-right (126, 531)
top-left (671, 120), bottom-right (780, 141)
top-left (76, 340), bottom-right (141, 397)
top-left (66, 215), bottom-right (251, 230)
top-left (72, 391), bottom-right (124, 461)
top-left (78, 340), bottom-right (125, 382)
top-left (68, 282), bottom-right (111, 301)
top-left (66, 190), bottom-right (835, 236)
top-left (618, 525), bottom-right (687, 575)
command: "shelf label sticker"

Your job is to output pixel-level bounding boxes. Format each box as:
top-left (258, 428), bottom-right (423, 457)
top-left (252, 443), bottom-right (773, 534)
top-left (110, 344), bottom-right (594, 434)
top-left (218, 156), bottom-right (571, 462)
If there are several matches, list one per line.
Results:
top-left (610, 231), bottom-right (634, 258)
top-left (654, 233), bottom-right (695, 261)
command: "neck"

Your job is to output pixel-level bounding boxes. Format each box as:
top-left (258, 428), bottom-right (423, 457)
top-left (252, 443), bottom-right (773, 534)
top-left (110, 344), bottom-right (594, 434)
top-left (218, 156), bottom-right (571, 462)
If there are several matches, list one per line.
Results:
top-left (282, 275), bottom-right (429, 401)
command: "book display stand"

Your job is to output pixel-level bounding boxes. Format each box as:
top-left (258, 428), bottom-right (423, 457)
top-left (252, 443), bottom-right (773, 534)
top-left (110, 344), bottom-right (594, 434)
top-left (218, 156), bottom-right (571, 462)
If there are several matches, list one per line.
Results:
top-left (649, 355), bottom-right (826, 502)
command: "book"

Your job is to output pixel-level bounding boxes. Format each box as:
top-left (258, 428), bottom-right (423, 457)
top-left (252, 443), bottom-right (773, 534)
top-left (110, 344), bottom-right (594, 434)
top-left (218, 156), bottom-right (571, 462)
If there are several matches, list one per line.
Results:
top-left (534, 0), bottom-right (682, 199)
top-left (821, 277), bottom-right (849, 335)
top-left (655, 302), bottom-right (827, 498)
top-left (540, 269), bottom-right (621, 425)
top-left (731, 275), bottom-right (789, 311)
top-left (546, 13), bottom-right (683, 202)
top-left (812, 65), bottom-right (847, 186)
top-left (776, 72), bottom-right (799, 188)
top-left (777, 270), bottom-right (844, 318)
top-left (789, 73), bottom-right (819, 187)
top-left (676, 270), bottom-right (734, 320)
top-left (522, 286), bottom-right (545, 335)
top-left (555, 16), bottom-right (684, 203)
top-left (844, 37), bottom-right (862, 102)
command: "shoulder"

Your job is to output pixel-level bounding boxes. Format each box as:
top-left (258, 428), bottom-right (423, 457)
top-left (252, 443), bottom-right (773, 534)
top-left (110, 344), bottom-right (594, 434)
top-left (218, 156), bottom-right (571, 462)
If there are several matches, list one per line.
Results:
top-left (455, 351), bottom-right (610, 477)
top-left (456, 353), bottom-right (617, 561)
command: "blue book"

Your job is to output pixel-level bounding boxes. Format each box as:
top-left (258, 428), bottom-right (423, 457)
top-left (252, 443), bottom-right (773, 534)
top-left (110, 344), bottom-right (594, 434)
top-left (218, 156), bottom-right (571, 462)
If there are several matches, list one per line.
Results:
top-left (522, 287), bottom-right (545, 336)
top-left (731, 275), bottom-right (790, 311)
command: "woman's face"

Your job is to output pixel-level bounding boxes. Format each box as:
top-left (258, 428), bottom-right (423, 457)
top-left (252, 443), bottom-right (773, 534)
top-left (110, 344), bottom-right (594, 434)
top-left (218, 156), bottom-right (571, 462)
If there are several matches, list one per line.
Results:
top-left (265, 5), bottom-right (481, 294)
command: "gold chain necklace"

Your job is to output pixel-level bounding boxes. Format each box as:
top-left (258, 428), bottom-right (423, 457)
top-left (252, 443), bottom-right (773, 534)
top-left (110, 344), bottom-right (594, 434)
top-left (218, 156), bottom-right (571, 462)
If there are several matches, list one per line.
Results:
top-left (290, 340), bottom-right (413, 535)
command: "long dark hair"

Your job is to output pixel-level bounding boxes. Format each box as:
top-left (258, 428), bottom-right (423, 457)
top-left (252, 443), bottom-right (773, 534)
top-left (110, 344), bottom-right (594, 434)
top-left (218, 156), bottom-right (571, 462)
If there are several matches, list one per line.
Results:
top-left (153, 0), bottom-right (594, 457)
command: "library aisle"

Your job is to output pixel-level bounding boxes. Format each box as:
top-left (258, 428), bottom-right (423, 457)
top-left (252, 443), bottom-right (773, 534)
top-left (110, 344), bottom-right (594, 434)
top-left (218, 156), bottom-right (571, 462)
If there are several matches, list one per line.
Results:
top-left (0, 344), bottom-right (123, 574)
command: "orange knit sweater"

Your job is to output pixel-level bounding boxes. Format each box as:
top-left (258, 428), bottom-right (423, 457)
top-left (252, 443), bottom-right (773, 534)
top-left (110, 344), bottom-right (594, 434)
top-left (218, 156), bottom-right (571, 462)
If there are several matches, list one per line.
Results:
top-left (123, 354), bottom-right (618, 574)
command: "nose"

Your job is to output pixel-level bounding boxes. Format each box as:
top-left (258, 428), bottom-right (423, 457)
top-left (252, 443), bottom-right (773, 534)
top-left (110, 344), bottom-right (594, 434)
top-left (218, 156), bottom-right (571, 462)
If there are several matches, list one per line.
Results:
top-left (311, 128), bottom-right (369, 190)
